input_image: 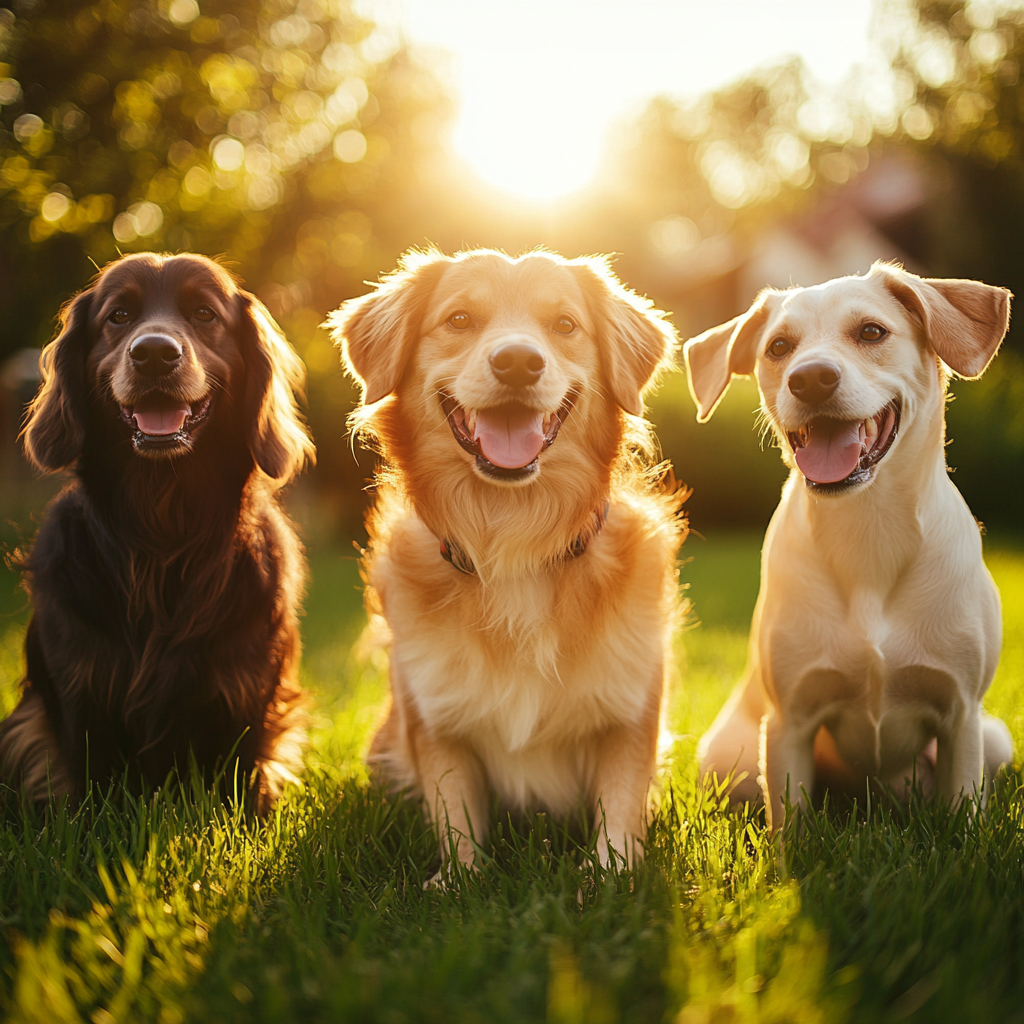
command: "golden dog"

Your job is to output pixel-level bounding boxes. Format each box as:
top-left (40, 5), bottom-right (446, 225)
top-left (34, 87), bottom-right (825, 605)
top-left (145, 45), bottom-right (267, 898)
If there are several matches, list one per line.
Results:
top-left (685, 262), bottom-right (1013, 829)
top-left (328, 249), bottom-right (685, 873)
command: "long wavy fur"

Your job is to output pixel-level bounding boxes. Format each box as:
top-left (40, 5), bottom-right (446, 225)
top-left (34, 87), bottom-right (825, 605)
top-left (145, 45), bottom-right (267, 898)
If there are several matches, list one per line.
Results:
top-left (1, 253), bottom-right (313, 810)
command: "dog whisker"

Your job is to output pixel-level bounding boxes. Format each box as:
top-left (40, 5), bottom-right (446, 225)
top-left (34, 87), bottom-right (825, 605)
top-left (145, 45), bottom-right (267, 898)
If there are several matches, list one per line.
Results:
top-left (753, 408), bottom-right (777, 450)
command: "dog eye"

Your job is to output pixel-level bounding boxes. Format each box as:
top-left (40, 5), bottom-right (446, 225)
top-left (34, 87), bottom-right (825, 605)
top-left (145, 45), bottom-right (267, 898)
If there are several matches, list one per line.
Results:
top-left (109, 308), bottom-right (131, 325)
top-left (194, 307), bottom-right (216, 322)
top-left (447, 311), bottom-right (471, 330)
top-left (859, 322), bottom-right (886, 342)
top-left (767, 337), bottom-right (792, 358)
top-left (552, 316), bottom-right (576, 335)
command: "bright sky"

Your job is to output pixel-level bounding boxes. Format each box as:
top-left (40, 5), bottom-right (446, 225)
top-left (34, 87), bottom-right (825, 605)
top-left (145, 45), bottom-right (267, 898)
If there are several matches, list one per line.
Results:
top-left (375, 0), bottom-right (875, 199)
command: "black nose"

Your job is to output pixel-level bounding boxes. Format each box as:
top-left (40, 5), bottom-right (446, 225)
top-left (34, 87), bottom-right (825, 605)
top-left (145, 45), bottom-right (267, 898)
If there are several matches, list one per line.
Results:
top-left (788, 362), bottom-right (841, 406)
top-left (489, 342), bottom-right (546, 388)
top-left (129, 334), bottom-right (183, 377)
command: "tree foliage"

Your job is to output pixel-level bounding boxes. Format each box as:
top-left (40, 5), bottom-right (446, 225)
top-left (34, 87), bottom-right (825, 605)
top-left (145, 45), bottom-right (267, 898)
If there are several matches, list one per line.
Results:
top-left (0, 0), bottom-right (449, 353)
top-left (578, 0), bottom-right (1024, 529)
top-left (0, 0), bottom-right (1020, 530)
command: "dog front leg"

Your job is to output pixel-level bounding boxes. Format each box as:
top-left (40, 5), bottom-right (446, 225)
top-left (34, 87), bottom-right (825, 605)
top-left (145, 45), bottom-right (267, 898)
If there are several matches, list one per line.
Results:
top-left (592, 682), bottom-right (660, 867)
top-left (592, 723), bottom-right (656, 867)
top-left (762, 711), bottom-right (816, 832)
top-left (935, 706), bottom-right (984, 807)
top-left (410, 727), bottom-right (489, 877)
top-left (698, 673), bottom-right (766, 806)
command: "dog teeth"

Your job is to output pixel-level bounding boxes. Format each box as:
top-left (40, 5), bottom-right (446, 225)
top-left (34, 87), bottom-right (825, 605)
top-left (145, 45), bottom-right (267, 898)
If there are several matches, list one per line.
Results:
top-left (465, 408), bottom-right (477, 435)
top-left (865, 416), bottom-right (878, 440)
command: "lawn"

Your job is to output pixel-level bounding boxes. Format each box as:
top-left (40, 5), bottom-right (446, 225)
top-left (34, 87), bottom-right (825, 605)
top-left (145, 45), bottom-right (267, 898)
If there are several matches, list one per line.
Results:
top-left (0, 522), bottom-right (1021, 1024)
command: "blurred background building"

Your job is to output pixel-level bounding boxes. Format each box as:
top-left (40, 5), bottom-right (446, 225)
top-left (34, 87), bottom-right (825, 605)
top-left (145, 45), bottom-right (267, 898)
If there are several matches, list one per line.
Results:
top-left (0, 0), bottom-right (1021, 543)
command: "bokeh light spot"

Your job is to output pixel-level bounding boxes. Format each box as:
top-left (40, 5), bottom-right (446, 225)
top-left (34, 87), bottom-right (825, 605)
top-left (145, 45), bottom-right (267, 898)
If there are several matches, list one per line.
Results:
top-left (113, 201), bottom-right (163, 242)
top-left (649, 216), bottom-right (700, 259)
top-left (183, 166), bottom-right (213, 197)
top-left (40, 192), bottom-right (71, 223)
top-left (168, 0), bottom-right (199, 28)
top-left (333, 129), bottom-right (366, 163)
top-left (212, 137), bottom-right (245, 171)
top-left (12, 113), bottom-right (42, 143)
top-left (0, 78), bottom-right (22, 105)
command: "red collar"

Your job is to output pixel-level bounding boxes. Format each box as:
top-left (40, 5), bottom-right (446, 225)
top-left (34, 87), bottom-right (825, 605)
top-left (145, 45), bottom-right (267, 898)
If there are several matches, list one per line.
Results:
top-left (439, 501), bottom-right (610, 576)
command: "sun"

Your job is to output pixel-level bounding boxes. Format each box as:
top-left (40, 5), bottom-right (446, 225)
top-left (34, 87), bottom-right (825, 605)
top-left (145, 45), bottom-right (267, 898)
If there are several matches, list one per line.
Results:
top-left (392, 0), bottom-right (875, 202)
top-left (450, 78), bottom-right (607, 199)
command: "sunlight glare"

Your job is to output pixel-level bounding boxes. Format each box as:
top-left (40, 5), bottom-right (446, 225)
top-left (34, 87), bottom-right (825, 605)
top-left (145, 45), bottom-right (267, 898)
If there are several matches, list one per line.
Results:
top-left (451, 74), bottom-right (608, 199)
top-left (384, 1), bottom-right (874, 201)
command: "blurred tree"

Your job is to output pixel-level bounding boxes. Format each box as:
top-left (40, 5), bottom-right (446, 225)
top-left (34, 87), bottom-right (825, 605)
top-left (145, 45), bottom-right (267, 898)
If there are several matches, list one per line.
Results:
top-left (0, 0), bottom-right (1018, 534)
top-left (0, 0), bottom-right (450, 535)
top-left (0, 0), bottom-right (450, 352)
top-left (858, 1), bottom-right (1024, 342)
top-left (878, 0), bottom-right (1024, 529)
top-left (590, 1), bottom-right (1024, 530)
top-left (570, 62), bottom-right (887, 530)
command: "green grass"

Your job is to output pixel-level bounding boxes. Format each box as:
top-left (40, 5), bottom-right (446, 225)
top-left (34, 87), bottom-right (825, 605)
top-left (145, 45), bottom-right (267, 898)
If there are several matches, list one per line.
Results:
top-left (0, 527), bottom-right (1021, 1024)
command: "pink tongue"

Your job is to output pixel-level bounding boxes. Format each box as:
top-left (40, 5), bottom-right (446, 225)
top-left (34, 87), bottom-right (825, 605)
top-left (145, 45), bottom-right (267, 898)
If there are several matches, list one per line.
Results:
top-left (794, 419), bottom-right (864, 484)
top-left (133, 399), bottom-right (190, 436)
top-left (474, 406), bottom-right (545, 469)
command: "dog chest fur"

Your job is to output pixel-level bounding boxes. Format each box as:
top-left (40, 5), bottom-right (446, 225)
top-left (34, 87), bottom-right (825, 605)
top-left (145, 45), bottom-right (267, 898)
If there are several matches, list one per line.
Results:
top-left (758, 463), bottom-right (1002, 776)
top-left (689, 264), bottom-right (1013, 826)
top-left (370, 499), bottom-right (675, 812)
top-left (333, 248), bottom-right (685, 867)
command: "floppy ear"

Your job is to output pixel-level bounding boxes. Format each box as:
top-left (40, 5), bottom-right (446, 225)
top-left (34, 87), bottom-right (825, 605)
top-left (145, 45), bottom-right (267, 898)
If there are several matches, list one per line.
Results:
top-left (22, 290), bottom-right (95, 472)
top-left (238, 293), bottom-right (315, 484)
top-left (683, 291), bottom-right (775, 423)
top-left (325, 251), bottom-right (450, 406)
top-left (570, 259), bottom-right (677, 416)
top-left (872, 262), bottom-right (1011, 378)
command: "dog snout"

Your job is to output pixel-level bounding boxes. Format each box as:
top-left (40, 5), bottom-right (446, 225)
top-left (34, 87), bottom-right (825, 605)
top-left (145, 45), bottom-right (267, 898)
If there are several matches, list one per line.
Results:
top-left (788, 361), bottom-right (841, 406)
top-left (489, 342), bottom-right (546, 388)
top-left (129, 334), bottom-right (183, 377)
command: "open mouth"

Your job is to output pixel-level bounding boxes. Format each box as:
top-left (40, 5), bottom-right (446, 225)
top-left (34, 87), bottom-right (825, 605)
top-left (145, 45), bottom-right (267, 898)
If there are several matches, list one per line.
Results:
top-left (787, 399), bottom-right (901, 492)
top-left (119, 392), bottom-right (212, 454)
top-left (440, 390), bottom-right (577, 482)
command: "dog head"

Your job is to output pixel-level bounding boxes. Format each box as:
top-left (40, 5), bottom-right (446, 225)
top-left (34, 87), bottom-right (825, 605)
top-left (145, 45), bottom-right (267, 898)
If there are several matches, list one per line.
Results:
top-left (684, 263), bottom-right (1010, 495)
top-left (329, 248), bottom-right (676, 489)
top-left (24, 253), bottom-right (313, 484)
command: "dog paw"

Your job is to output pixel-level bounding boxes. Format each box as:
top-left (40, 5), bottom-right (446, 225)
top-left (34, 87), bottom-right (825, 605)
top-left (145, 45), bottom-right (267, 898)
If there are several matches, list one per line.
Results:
top-left (423, 859), bottom-right (480, 891)
top-left (423, 869), bottom-right (449, 891)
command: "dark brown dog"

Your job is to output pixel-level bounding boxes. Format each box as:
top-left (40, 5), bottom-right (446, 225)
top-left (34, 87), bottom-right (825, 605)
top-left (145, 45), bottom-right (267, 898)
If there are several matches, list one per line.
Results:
top-left (1, 253), bottom-right (314, 809)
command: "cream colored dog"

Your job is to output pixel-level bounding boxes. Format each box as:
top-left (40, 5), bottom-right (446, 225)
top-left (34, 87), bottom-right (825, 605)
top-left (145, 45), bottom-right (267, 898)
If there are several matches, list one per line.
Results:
top-left (685, 262), bottom-right (1013, 830)
top-left (328, 249), bottom-right (684, 875)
